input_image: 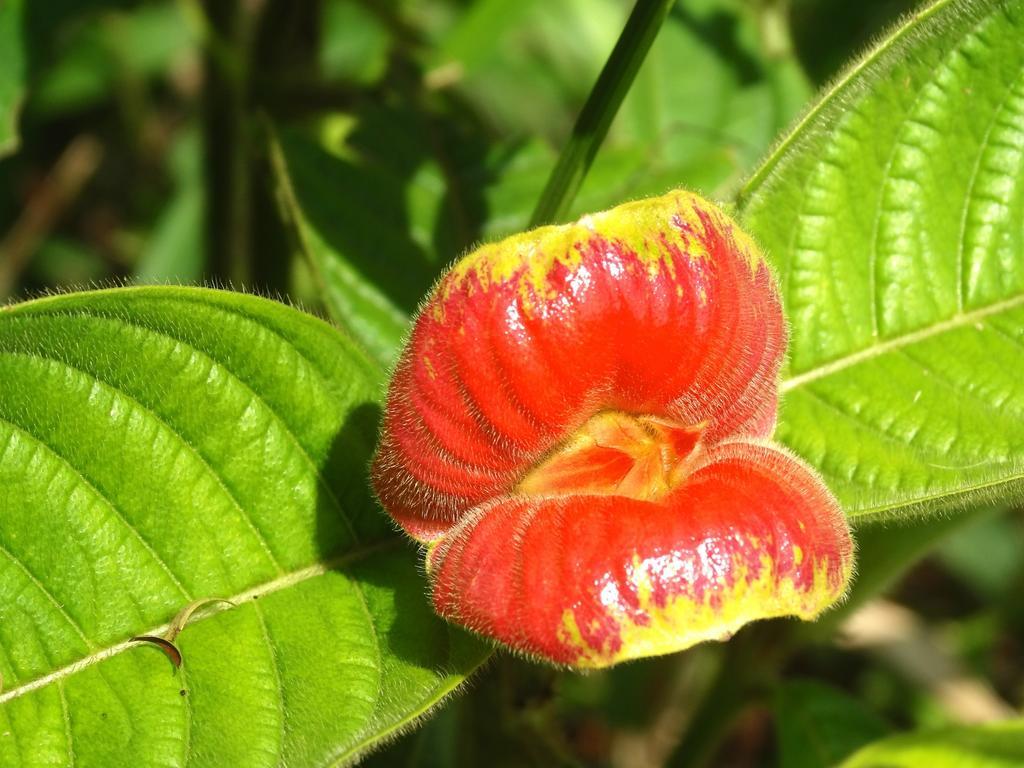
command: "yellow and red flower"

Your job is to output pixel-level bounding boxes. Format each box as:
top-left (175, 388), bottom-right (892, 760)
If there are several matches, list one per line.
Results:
top-left (372, 190), bottom-right (853, 668)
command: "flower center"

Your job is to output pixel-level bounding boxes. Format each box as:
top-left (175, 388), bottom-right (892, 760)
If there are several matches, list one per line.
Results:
top-left (517, 411), bottom-right (704, 501)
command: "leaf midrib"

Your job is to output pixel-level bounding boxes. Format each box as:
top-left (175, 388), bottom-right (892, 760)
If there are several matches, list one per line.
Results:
top-left (0, 538), bottom-right (401, 706)
top-left (780, 291), bottom-right (1024, 392)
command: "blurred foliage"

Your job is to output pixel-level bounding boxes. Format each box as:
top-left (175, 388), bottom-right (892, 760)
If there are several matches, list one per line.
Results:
top-left (1, 0), bottom-right (1022, 766)
top-left (0, 0), bottom-right (26, 156)
top-left (0, 0), bottom-right (922, 301)
top-left (774, 679), bottom-right (891, 768)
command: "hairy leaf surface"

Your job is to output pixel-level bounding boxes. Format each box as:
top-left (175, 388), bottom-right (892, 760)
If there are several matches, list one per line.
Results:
top-left (0, 287), bottom-right (487, 766)
top-left (740, 0), bottom-right (1024, 520)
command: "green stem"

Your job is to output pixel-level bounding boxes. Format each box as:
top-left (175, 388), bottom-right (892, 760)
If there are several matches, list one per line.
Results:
top-left (665, 646), bottom-right (750, 768)
top-left (529, 0), bottom-right (676, 227)
top-left (665, 623), bottom-right (791, 768)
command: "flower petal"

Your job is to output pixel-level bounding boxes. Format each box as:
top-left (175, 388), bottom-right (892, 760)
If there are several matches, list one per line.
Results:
top-left (427, 442), bottom-right (852, 668)
top-left (373, 192), bottom-right (785, 540)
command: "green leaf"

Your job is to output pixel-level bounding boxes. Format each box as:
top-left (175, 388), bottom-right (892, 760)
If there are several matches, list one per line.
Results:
top-left (0, 0), bottom-right (26, 156)
top-left (936, 507), bottom-right (1024, 598)
top-left (839, 720), bottom-right (1024, 768)
top-left (429, 0), bottom-right (540, 77)
top-left (444, 0), bottom-right (618, 139)
top-left (27, 238), bottom-right (109, 289)
top-left (739, 0), bottom-right (1024, 520)
top-left (360, 702), bottom-right (461, 768)
top-left (134, 182), bottom-right (204, 284)
top-left (610, 1), bottom-right (812, 196)
top-left (789, 0), bottom-right (919, 87)
top-left (320, 0), bottom-right (389, 84)
top-left (775, 679), bottom-right (890, 768)
top-left (0, 287), bottom-right (488, 765)
top-left (29, 3), bottom-right (195, 116)
top-left (269, 128), bottom-right (437, 370)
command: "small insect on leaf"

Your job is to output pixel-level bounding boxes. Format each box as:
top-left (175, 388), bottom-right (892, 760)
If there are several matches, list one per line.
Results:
top-left (131, 635), bottom-right (183, 669)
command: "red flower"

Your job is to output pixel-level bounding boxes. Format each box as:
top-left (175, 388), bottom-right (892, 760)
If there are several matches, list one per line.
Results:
top-left (372, 191), bottom-right (853, 668)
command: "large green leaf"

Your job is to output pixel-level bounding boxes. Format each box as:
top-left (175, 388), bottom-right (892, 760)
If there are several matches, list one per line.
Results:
top-left (739, 0), bottom-right (1024, 520)
top-left (839, 720), bottom-right (1024, 767)
top-left (0, 287), bottom-right (488, 766)
top-left (0, 0), bottom-right (25, 156)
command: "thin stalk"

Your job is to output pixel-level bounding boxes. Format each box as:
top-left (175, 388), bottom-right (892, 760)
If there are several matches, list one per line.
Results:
top-left (665, 623), bottom-right (791, 768)
top-left (667, 659), bottom-right (751, 767)
top-left (201, 0), bottom-right (254, 286)
top-left (0, 136), bottom-right (102, 300)
top-left (530, 0), bottom-right (676, 227)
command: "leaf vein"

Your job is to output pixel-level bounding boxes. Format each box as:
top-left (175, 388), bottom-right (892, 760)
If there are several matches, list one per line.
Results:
top-left (0, 349), bottom-right (285, 576)
top-left (25, 308), bottom-right (363, 546)
top-left (0, 540), bottom-right (398, 707)
top-left (869, 72), bottom-right (943, 339)
top-left (252, 603), bottom-right (286, 768)
top-left (0, 415), bottom-right (192, 602)
top-left (956, 68), bottom-right (1024, 311)
top-left (781, 292), bottom-right (1024, 391)
top-left (898, 347), bottom-right (1024, 426)
top-left (0, 539), bottom-right (93, 652)
top-left (58, 680), bottom-right (74, 768)
top-left (798, 387), bottom-right (922, 455)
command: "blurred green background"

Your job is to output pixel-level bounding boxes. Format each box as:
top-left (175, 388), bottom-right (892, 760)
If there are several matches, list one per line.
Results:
top-left (0, 0), bottom-right (919, 300)
top-left (2, 1), bottom-right (1022, 766)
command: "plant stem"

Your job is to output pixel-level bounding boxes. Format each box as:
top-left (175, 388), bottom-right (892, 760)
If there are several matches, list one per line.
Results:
top-left (0, 135), bottom-right (103, 300)
top-left (200, 0), bottom-right (315, 292)
top-left (248, 1), bottom-right (320, 294)
top-left (664, 646), bottom-right (750, 768)
top-left (201, 0), bottom-right (253, 287)
top-left (665, 623), bottom-right (791, 768)
top-left (529, 0), bottom-right (676, 227)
